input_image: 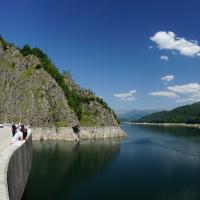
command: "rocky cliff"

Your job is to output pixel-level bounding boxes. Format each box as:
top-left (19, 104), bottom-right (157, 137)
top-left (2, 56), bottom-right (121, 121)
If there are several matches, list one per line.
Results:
top-left (63, 73), bottom-right (118, 126)
top-left (0, 37), bottom-right (119, 127)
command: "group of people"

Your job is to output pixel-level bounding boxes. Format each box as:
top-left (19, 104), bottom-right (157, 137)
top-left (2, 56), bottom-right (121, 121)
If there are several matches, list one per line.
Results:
top-left (11, 123), bottom-right (31, 144)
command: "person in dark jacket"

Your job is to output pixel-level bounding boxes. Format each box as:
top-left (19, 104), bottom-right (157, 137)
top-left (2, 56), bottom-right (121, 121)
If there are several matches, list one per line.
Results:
top-left (72, 125), bottom-right (80, 134)
top-left (12, 123), bottom-right (17, 137)
top-left (20, 124), bottom-right (28, 139)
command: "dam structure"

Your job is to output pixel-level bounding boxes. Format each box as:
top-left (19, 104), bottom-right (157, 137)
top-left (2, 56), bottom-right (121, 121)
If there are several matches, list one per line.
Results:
top-left (0, 126), bottom-right (32, 200)
top-left (0, 125), bottom-right (126, 200)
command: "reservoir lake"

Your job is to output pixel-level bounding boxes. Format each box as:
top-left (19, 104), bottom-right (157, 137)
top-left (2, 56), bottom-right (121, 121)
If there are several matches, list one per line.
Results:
top-left (22, 124), bottom-right (200, 200)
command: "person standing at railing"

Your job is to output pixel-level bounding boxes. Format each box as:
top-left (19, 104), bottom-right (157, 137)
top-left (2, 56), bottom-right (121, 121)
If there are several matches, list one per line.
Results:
top-left (11, 128), bottom-right (23, 144)
top-left (26, 124), bottom-right (32, 138)
top-left (12, 123), bottom-right (17, 137)
top-left (20, 124), bottom-right (28, 140)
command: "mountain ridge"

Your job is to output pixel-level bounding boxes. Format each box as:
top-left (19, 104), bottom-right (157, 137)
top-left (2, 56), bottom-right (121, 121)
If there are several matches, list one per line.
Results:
top-left (118, 109), bottom-right (162, 121)
top-left (136, 102), bottom-right (200, 124)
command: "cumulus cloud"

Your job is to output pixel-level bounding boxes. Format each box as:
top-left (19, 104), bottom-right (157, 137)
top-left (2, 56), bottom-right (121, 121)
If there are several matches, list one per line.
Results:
top-left (160, 55), bottom-right (169, 61)
top-left (114, 90), bottom-right (136, 101)
top-left (150, 83), bottom-right (200, 103)
top-left (161, 75), bottom-right (174, 82)
top-left (167, 83), bottom-right (200, 94)
top-left (176, 95), bottom-right (200, 103)
top-left (150, 31), bottom-right (200, 57)
top-left (149, 91), bottom-right (179, 99)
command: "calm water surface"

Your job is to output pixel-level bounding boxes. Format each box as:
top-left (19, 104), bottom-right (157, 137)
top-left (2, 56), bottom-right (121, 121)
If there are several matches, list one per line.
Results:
top-left (22, 124), bottom-right (200, 200)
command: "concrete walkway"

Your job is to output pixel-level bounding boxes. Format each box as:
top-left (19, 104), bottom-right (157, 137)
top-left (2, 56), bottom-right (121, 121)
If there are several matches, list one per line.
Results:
top-left (0, 126), bottom-right (12, 153)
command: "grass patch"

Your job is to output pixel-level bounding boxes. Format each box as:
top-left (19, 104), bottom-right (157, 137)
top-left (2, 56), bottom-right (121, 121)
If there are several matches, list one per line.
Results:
top-left (20, 67), bottom-right (34, 80)
top-left (80, 112), bottom-right (97, 126)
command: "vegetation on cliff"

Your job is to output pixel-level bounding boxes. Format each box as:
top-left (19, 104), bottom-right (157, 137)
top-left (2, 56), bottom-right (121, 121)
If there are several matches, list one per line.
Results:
top-left (136, 102), bottom-right (200, 124)
top-left (19, 44), bottom-right (118, 123)
top-left (0, 35), bottom-right (119, 126)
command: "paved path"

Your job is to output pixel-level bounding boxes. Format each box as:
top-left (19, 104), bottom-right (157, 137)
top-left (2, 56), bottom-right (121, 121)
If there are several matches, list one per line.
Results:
top-left (0, 127), bottom-right (12, 153)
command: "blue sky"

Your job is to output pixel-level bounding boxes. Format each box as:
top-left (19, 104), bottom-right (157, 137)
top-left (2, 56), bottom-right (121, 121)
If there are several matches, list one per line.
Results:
top-left (1, 0), bottom-right (200, 111)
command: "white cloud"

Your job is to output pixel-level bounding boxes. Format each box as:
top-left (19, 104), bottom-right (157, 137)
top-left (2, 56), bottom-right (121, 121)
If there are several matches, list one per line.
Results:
top-left (168, 83), bottom-right (200, 103)
top-left (114, 90), bottom-right (136, 101)
top-left (167, 83), bottom-right (200, 94)
top-left (150, 31), bottom-right (200, 57)
top-left (150, 83), bottom-right (200, 103)
top-left (161, 75), bottom-right (174, 82)
top-left (129, 90), bottom-right (136, 94)
top-left (149, 91), bottom-right (179, 99)
top-left (160, 55), bottom-right (169, 61)
top-left (176, 91), bottom-right (200, 103)
top-left (176, 97), bottom-right (200, 103)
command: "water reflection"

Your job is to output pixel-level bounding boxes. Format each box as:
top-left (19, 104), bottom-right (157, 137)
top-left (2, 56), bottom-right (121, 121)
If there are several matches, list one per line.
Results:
top-left (22, 140), bottom-right (120, 200)
top-left (136, 124), bottom-right (200, 139)
top-left (22, 125), bottom-right (200, 200)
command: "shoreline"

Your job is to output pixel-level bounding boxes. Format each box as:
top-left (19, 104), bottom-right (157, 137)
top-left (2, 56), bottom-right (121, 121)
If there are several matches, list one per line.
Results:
top-left (122, 122), bottom-right (200, 129)
top-left (32, 126), bottom-right (127, 141)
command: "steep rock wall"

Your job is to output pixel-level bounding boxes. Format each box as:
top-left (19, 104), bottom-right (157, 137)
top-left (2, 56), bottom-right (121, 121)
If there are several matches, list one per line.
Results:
top-left (0, 43), bottom-right (78, 127)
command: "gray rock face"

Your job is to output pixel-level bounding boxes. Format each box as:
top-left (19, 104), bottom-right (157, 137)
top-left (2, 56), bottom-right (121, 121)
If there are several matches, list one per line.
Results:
top-left (0, 44), bottom-right (78, 126)
top-left (0, 41), bottom-right (119, 127)
top-left (79, 126), bottom-right (127, 139)
top-left (64, 74), bottom-right (119, 126)
top-left (0, 42), bottom-right (4, 55)
top-left (81, 101), bottom-right (118, 126)
top-left (31, 126), bottom-right (127, 141)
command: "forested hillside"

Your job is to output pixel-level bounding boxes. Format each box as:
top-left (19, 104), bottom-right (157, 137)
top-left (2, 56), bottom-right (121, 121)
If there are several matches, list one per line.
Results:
top-left (136, 102), bottom-right (200, 124)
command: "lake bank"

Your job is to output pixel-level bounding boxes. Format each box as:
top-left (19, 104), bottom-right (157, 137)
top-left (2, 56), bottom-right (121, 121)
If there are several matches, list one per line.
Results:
top-left (31, 126), bottom-right (127, 141)
top-left (123, 122), bottom-right (200, 128)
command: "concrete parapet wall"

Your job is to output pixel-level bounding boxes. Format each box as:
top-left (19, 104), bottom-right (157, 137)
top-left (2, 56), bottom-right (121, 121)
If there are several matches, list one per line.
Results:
top-left (0, 134), bottom-right (32, 200)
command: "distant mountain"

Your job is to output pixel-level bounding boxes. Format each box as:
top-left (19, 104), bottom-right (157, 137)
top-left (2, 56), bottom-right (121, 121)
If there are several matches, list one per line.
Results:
top-left (137, 102), bottom-right (200, 124)
top-left (118, 109), bottom-right (162, 121)
top-left (115, 109), bottom-right (129, 115)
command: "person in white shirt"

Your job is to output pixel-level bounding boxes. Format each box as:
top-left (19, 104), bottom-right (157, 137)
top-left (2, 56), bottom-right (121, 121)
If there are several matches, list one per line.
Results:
top-left (25, 124), bottom-right (31, 139)
top-left (11, 130), bottom-right (23, 144)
